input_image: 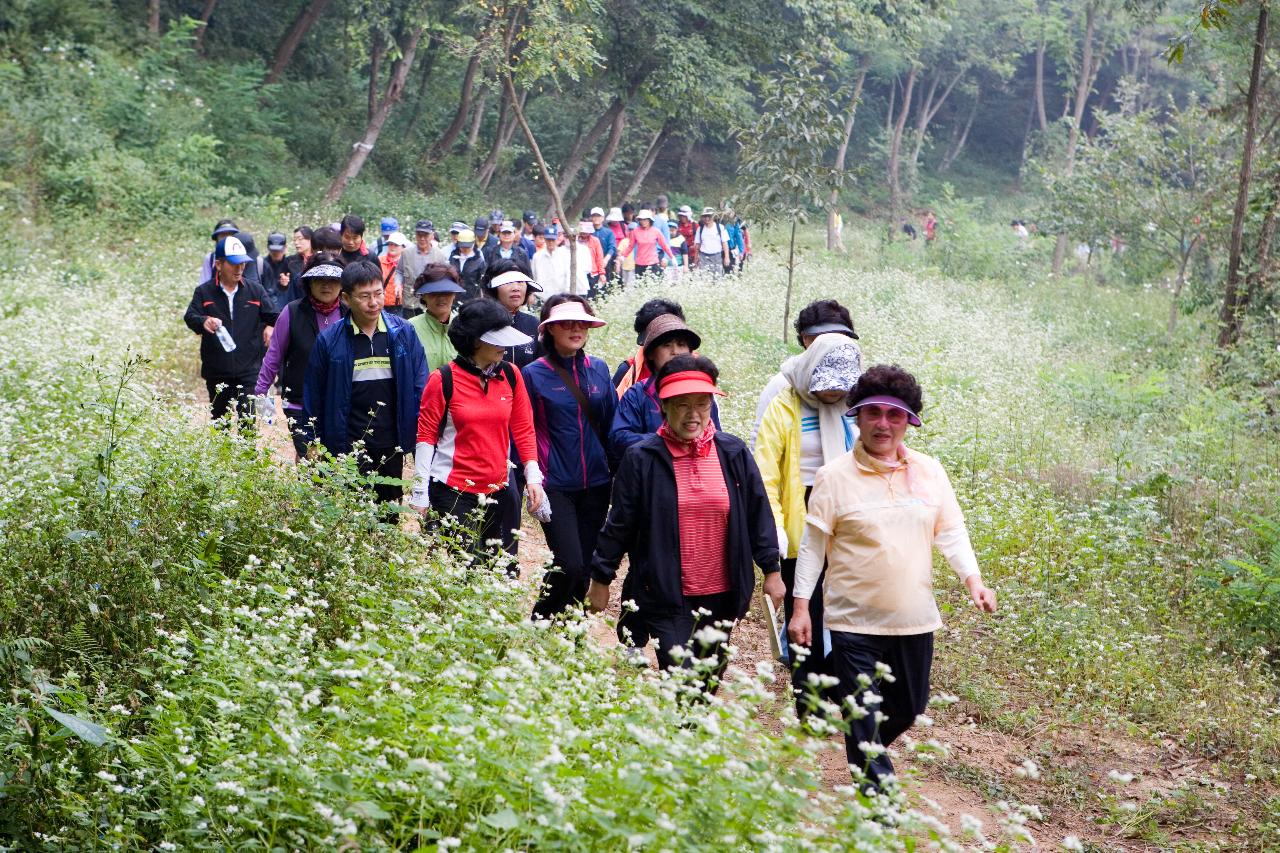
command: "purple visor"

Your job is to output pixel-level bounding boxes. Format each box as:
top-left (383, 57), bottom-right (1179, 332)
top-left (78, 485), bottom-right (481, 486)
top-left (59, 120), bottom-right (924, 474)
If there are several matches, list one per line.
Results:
top-left (846, 395), bottom-right (922, 426)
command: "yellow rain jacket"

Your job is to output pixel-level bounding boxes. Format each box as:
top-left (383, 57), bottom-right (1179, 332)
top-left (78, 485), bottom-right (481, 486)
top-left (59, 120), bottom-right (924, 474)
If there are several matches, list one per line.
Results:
top-left (753, 387), bottom-right (807, 559)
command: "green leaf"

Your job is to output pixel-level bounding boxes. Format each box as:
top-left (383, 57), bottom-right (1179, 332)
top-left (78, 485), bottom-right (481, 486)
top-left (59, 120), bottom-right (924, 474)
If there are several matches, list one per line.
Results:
top-left (44, 706), bottom-right (111, 746)
top-left (349, 800), bottom-right (392, 821)
top-left (482, 808), bottom-right (520, 830)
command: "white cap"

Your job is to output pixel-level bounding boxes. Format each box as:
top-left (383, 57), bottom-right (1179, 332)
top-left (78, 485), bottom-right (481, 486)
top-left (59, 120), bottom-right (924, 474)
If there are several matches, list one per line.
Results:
top-left (590, 206), bottom-right (606, 217)
top-left (578, 221), bottom-right (595, 234)
top-left (636, 209), bottom-right (655, 221)
top-left (499, 220), bottom-right (517, 233)
top-left (479, 325), bottom-right (534, 348)
top-left (605, 207), bottom-right (624, 223)
top-left (487, 268), bottom-right (543, 293)
top-left (386, 231), bottom-right (410, 247)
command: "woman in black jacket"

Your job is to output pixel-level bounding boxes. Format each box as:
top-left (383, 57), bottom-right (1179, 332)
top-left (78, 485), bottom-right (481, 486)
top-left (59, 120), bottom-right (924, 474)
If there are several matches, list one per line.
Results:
top-left (587, 354), bottom-right (785, 691)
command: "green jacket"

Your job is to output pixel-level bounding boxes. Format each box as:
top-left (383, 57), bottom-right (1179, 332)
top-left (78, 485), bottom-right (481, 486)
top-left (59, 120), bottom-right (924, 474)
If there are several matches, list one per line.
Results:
top-left (408, 312), bottom-right (453, 374)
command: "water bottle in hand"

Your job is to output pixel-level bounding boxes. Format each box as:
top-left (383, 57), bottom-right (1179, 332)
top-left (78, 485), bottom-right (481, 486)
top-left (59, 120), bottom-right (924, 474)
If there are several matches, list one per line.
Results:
top-left (214, 324), bottom-right (237, 352)
top-left (528, 492), bottom-right (552, 524)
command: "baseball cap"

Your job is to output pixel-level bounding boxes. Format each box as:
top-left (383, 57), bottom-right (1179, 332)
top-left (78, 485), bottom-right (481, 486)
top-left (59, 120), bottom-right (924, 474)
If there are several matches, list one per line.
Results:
top-left (578, 221), bottom-right (595, 234)
top-left (523, 210), bottom-right (538, 224)
top-left (386, 231), bottom-right (410, 247)
top-left (590, 206), bottom-right (606, 217)
top-left (545, 224), bottom-right (560, 240)
top-left (450, 221), bottom-right (466, 234)
top-left (415, 219), bottom-right (435, 233)
top-left (499, 220), bottom-right (516, 233)
top-left (266, 231), bottom-right (287, 251)
top-left (489, 209), bottom-right (504, 222)
top-left (455, 228), bottom-right (476, 246)
top-left (380, 217), bottom-right (398, 233)
top-left (215, 236), bottom-right (252, 265)
top-left (211, 220), bottom-right (239, 240)
top-left (474, 216), bottom-right (490, 232)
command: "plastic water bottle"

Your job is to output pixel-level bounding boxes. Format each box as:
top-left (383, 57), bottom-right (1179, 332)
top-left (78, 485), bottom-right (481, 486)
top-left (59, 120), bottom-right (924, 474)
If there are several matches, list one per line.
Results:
top-left (214, 324), bottom-right (237, 352)
top-left (256, 395), bottom-right (275, 426)
top-left (528, 492), bottom-right (552, 524)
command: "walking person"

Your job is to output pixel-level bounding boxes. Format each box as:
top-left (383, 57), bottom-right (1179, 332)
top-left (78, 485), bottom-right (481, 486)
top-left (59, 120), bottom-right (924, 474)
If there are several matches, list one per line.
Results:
top-left (302, 260), bottom-right (429, 511)
top-left (482, 262), bottom-right (542, 368)
top-left (752, 299), bottom-right (860, 449)
top-left (407, 263), bottom-right (466, 373)
top-left (283, 226), bottom-right (314, 302)
top-left (523, 296), bottom-right (616, 618)
top-left (198, 218), bottom-right (239, 284)
top-left (482, 220), bottom-right (530, 268)
top-left (723, 209), bottom-right (745, 274)
top-left (379, 230), bottom-right (412, 318)
top-left (693, 208), bottom-right (730, 277)
top-left (753, 334), bottom-right (862, 715)
top-left (612, 298), bottom-right (686, 394)
top-left (630, 209), bottom-right (675, 279)
top-left (339, 214), bottom-right (371, 265)
top-left (587, 355), bottom-right (785, 692)
top-left (448, 228), bottom-right (487, 301)
top-left (664, 220), bottom-right (688, 284)
top-left (184, 234), bottom-right (278, 432)
top-left (262, 231), bottom-right (293, 312)
top-left (609, 314), bottom-right (720, 465)
top-left (409, 299), bottom-right (546, 561)
top-left (399, 220), bottom-right (448, 289)
top-left (254, 253), bottom-right (347, 460)
top-left (787, 365), bottom-right (997, 791)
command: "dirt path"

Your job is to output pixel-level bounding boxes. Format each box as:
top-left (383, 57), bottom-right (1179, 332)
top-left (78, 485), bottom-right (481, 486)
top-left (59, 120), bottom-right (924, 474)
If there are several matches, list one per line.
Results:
top-left (196, 396), bottom-right (1253, 849)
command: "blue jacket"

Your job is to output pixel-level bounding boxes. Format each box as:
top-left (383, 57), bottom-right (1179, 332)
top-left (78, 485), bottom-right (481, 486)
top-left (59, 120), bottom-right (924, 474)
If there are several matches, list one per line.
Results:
top-left (594, 227), bottom-right (616, 259)
top-left (302, 312), bottom-right (429, 457)
top-left (523, 352), bottom-right (616, 491)
top-left (608, 377), bottom-right (721, 466)
top-left (725, 221), bottom-right (745, 254)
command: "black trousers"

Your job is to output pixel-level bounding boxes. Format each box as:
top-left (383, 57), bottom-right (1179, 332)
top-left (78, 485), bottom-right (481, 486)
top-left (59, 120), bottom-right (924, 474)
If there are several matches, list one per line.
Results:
top-left (780, 557), bottom-right (834, 716)
top-left (532, 483), bottom-right (611, 619)
top-left (356, 445), bottom-right (404, 508)
top-left (428, 480), bottom-right (504, 558)
top-left (205, 373), bottom-right (258, 431)
top-left (624, 591), bottom-right (738, 693)
top-left (283, 407), bottom-right (313, 461)
top-left (634, 263), bottom-right (662, 278)
top-left (829, 630), bottom-right (933, 789)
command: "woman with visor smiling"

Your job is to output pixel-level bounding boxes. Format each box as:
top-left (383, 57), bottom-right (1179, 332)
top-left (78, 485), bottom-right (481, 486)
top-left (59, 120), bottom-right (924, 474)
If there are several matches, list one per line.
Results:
top-left (588, 354), bottom-right (784, 692)
top-left (787, 364), bottom-right (996, 791)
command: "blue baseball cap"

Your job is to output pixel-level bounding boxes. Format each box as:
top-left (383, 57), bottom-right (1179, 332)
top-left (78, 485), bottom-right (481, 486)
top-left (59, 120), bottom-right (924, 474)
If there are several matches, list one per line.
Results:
top-left (214, 236), bottom-right (252, 265)
top-left (544, 224), bottom-right (559, 240)
top-left (380, 216), bottom-right (398, 233)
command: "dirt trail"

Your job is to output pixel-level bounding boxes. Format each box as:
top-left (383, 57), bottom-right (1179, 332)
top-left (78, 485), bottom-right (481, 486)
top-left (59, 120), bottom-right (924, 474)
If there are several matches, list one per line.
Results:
top-left (198, 397), bottom-right (1250, 850)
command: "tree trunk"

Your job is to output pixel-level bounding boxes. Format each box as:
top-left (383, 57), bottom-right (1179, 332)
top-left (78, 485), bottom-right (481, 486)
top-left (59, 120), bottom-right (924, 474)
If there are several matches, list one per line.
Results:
top-left (465, 90), bottom-right (488, 154)
top-left (265, 0), bottom-right (330, 85)
top-left (1168, 244), bottom-right (1194, 336)
top-left (324, 25), bottom-right (425, 204)
top-left (505, 73), bottom-right (578, 292)
top-left (478, 88), bottom-right (526, 190)
top-left (193, 0), bottom-right (218, 53)
top-left (888, 67), bottom-right (918, 237)
top-left (568, 110), bottom-right (627, 216)
top-left (1243, 171), bottom-right (1280, 314)
top-left (426, 52), bottom-right (480, 165)
top-left (939, 86), bottom-right (981, 173)
top-left (677, 136), bottom-right (693, 185)
top-left (1016, 87), bottom-right (1035, 190)
top-left (828, 57), bottom-right (871, 250)
top-left (368, 30), bottom-right (385, 124)
top-left (552, 92), bottom-right (635, 206)
top-left (1218, 1), bottom-right (1270, 348)
top-left (619, 120), bottom-right (672, 203)
top-left (909, 66), bottom-right (966, 176)
top-left (782, 219), bottom-right (797, 341)
top-left (1052, 3), bottom-right (1098, 275)
top-left (1034, 37), bottom-right (1049, 132)
top-left (148, 0), bottom-right (161, 35)
top-left (404, 34), bottom-right (441, 131)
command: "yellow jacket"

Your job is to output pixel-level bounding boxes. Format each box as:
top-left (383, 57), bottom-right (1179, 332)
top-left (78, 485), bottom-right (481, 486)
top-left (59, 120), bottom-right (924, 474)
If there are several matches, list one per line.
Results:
top-left (753, 387), bottom-right (806, 559)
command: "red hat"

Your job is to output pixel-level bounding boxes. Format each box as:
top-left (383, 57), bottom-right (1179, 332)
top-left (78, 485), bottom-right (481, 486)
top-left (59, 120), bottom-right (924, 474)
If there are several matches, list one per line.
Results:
top-left (657, 370), bottom-right (726, 399)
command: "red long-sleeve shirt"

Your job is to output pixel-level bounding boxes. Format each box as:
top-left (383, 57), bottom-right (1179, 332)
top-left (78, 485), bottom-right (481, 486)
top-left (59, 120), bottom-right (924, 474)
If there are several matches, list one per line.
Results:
top-left (417, 362), bottom-right (537, 494)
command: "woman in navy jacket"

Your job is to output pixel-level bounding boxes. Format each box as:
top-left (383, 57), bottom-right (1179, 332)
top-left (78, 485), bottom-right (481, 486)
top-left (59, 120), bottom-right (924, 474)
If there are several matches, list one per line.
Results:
top-left (588, 354), bottom-right (784, 692)
top-left (522, 295), bottom-right (617, 618)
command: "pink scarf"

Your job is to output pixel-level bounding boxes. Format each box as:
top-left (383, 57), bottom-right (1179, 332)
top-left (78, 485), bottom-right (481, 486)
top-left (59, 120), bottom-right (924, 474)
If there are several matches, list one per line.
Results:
top-left (659, 420), bottom-right (717, 458)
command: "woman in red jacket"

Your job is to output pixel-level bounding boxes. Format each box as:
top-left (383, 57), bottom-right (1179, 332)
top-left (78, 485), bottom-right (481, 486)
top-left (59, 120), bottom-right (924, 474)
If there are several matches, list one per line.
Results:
top-left (409, 299), bottom-right (546, 559)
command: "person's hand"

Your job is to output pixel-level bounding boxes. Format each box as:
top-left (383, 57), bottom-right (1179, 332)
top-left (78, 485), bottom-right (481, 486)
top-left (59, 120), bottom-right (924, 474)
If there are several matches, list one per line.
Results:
top-left (263, 326), bottom-right (273, 346)
top-left (965, 574), bottom-right (997, 613)
top-left (524, 482), bottom-right (546, 514)
top-left (787, 603), bottom-right (812, 646)
top-left (202, 316), bottom-right (222, 334)
top-left (587, 579), bottom-right (610, 612)
top-left (763, 571), bottom-right (785, 610)
top-left (280, 271), bottom-right (290, 287)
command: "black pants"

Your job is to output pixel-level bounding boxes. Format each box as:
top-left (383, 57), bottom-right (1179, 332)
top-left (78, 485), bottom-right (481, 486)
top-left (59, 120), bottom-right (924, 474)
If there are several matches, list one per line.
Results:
top-left (829, 631), bottom-right (934, 789)
top-left (356, 445), bottom-right (404, 508)
top-left (780, 558), bottom-right (834, 716)
top-left (500, 466), bottom-right (523, 557)
top-left (283, 406), bottom-right (313, 461)
top-left (428, 480), bottom-right (503, 558)
top-left (634, 263), bottom-right (662, 278)
top-left (624, 591), bottom-right (738, 693)
top-left (205, 373), bottom-right (258, 432)
top-left (532, 483), bottom-right (611, 619)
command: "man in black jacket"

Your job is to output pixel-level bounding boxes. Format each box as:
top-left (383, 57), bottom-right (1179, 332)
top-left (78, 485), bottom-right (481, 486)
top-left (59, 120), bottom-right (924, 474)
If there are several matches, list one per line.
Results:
top-left (184, 235), bottom-right (278, 430)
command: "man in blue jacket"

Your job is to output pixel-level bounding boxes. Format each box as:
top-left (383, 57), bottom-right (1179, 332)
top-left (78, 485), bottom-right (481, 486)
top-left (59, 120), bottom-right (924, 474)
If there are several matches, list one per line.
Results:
top-left (303, 260), bottom-right (429, 510)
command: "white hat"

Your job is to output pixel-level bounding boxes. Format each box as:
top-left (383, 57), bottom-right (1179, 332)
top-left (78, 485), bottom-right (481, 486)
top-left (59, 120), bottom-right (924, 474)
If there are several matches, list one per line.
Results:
top-left (499, 220), bottom-right (517, 233)
top-left (537, 300), bottom-right (608, 332)
top-left (590, 206), bottom-right (606, 217)
top-left (487, 268), bottom-right (543, 293)
top-left (678, 205), bottom-right (694, 217)
top-left (701, 206), bottom-right (717, 217)
top-left (636, 209), bottom-right (655, 221)
top-left (605, 207), bottom-right (624, 223)
top-left (577, 221), bottom-right (595, 234)
top-left (479, 325), bottom-right (534, 348)
top-left (386, 230), bottom-right (410, 247)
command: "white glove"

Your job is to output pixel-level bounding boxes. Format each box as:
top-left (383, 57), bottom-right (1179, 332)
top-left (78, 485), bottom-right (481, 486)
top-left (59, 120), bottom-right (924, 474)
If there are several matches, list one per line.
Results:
top-left (408, 442), bottom-right (434, 509)
top-left (776, 525), bottom-right (789, 557)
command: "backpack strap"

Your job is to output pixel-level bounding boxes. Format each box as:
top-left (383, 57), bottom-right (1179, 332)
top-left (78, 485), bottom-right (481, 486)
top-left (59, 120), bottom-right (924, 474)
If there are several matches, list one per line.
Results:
top-left (542, 356), bottom-right (603, 439)
top-left (439, 362), bottom-right (453, 431)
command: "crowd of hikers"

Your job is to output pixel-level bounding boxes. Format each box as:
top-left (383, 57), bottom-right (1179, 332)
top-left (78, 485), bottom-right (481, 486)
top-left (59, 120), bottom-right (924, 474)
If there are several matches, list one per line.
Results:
top-left (184, 200), bottom-right (996, 794)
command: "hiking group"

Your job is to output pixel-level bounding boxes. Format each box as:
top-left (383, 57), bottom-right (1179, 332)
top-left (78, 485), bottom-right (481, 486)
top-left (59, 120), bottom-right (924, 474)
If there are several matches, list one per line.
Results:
top-left (184, 200), bottom-right (995, 795)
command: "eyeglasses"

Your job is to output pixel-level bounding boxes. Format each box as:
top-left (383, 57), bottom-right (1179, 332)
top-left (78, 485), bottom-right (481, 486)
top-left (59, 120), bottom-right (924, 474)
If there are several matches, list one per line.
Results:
top-left (667, 398), bottom-right (713, 415)
top-left (553, 320), bottom-right (591, 331)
